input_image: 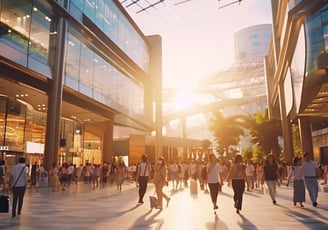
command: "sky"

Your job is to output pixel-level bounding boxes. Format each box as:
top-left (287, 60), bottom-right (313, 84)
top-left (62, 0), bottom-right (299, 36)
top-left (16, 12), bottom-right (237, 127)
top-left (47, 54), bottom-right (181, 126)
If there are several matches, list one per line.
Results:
top-left (121, 0), bottom-right (272, 88)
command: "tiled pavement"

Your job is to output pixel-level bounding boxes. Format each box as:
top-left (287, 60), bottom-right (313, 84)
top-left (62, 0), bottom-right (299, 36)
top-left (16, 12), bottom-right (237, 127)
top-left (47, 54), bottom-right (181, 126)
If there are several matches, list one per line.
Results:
top-left (0, 180), bottom-right (328, 230)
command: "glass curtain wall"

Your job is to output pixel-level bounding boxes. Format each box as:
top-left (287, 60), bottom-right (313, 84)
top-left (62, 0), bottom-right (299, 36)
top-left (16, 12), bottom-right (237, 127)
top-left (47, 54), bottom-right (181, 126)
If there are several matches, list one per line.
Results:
top-left (0, 0), bottom-right (57, 77)
top-left (65, 26), bottom-right (145, 117)
top-left (70, 0), bottom-right (150, 73)
top-left (305, 5), bottom-right (328, 73)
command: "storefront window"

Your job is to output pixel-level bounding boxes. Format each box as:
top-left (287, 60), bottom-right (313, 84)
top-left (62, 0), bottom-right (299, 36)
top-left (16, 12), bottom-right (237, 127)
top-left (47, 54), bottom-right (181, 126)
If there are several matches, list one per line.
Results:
top-left (0, 97), bottom-right (7, 145)
top-left (0, 97), bottom-right (26, 153)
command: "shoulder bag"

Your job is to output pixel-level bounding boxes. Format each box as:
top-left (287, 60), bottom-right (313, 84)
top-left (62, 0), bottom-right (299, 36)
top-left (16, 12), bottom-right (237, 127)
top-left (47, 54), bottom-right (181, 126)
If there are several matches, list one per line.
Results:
top-left (12, 166), bottom-right (26, 188)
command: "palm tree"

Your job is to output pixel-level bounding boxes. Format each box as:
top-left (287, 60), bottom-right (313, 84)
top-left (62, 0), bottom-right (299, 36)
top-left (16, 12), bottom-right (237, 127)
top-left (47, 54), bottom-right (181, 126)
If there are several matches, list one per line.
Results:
top-left (209, 111), bottom-right (244, 160)
top-left (243, 109), bottom-right (282, 159)
top-left (292, 124), bottom-right (302, 158)
top-left (202, 139), bottom-right (212, 159)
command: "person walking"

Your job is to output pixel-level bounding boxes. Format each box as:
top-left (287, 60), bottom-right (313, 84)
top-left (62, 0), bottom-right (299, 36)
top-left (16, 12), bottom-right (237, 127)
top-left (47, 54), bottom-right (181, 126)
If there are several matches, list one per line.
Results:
top-left (136, 154), bottom-right (150, 204)
top-left (153, 157), bottom-right (170, 209)
top-left (206, 153), bottom-right (223, 213)
top-left (245, 159), bottom-right (255, 191)
top-left (116, 162), bottom-right (127, 192)
top-left (49, 162), bottom-right (60, 192)
top-left (255, 161), bottom-right (264, 190)
top-left (11, 157), bottom-right (28, 218)
top-left (262, 154), bottom-right (280, 205)
top-left (286, 156), bottom-right (305, 207)
top-left (227, 154), bottom-right (246, 214)
top-left (302, 152), bottom-right (319, 207)
top-left (30, 162), bottom-right (38, 191)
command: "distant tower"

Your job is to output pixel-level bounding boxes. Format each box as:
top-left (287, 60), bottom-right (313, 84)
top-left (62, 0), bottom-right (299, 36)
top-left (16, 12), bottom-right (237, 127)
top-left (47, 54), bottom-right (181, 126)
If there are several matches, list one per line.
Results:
top-left (234, 24), bottom-right (272, 63)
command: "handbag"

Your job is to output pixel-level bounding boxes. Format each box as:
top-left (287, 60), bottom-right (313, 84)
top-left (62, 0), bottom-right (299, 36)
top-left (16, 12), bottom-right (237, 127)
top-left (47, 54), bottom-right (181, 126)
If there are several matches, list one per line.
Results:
top-left (149, 192), bottom-right (158, 209)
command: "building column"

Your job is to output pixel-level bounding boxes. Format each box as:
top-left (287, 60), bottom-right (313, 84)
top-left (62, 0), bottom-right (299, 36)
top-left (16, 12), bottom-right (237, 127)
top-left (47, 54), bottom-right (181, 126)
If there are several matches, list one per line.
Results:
top-left (102, 120), bottom-right (113, 163)
top-left (298, 117), bottom-right (313, 156)
top-left (278, 83), bottom-right (293, 162)
top-left (44, 17), bottom-right (67, 171)
top-left (182, 116), bottom-right (188, 161)
top-left (147, 35), bottom-right (163, 161)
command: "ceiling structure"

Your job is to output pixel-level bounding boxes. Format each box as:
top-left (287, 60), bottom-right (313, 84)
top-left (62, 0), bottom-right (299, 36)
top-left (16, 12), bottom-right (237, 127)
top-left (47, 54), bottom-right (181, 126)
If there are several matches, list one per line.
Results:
top-left (161, 58), bottom-right (268, 141)
top-left (119, 0), bottom-right (244, 13)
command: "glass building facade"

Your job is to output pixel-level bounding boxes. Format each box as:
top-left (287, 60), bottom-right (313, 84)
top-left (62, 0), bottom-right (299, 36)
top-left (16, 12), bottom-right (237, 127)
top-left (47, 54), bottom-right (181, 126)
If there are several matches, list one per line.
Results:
top-left (265, 0), bottom-right (328, 163)
top-left (0, 0), bottom-right (161, 170)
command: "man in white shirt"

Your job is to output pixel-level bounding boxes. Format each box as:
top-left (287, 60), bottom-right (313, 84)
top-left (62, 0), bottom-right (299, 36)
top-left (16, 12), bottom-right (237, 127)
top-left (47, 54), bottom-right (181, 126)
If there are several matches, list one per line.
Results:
top-left (67, 163), bottom-right (74, 185)
top-left (302, 152), bottom-right (319, 207)
top-left (11, 157), bottom-right (28, 217)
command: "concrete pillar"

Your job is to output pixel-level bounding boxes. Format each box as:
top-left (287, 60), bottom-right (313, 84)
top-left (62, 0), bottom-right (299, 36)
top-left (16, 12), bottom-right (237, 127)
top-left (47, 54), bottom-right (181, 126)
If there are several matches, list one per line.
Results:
top-left (278, 83), bottom-right (294, 162)
top-left (147, 35), bottom-right (163, 161)
top-left (44, 17), bottom-right (66, 171)
top-left (182, 116), bottom-right (188, 161)
top-left (298, 117), bottom-right (313, 156)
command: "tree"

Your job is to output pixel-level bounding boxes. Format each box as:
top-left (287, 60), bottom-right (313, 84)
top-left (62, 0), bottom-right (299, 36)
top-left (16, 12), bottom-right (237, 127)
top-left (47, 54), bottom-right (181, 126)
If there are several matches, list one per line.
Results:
top-left (241, 145), bottom-right (266, 163)
top-left (209, 111), bottom-right (244, 160)
top-left (243, 109), bottom-right (282, 160)
top-left (202, 139), bottom-right (212, 159)
top-left (292, 124), bottom-right (302, 158)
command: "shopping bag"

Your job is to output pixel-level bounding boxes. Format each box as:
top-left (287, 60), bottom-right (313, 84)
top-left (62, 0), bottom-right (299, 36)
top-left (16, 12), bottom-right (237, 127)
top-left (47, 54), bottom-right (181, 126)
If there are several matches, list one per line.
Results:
top-left (0, 195), bottom-right (9, 213)
top-left (190, 179), bottom-right (198, 195)
top-left (149, 195), bottom-right (158, 209)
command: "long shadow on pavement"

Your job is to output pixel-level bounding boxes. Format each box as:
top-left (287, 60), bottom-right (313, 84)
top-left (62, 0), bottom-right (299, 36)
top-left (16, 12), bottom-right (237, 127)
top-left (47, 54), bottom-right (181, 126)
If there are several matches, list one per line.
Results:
top-left (127, 208), bottom-right (163, 230)
top-left (278, 204), bottom-right (328, 230)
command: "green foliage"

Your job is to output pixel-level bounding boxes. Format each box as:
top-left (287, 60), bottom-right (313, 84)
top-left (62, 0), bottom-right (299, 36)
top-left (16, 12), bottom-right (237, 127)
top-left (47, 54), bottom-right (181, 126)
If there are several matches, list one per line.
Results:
top-left (292, 124), bottom-right (302, 157)
top-left (209, 110), bottom-right (244, 159)
top-left (242, 109), bottom-right (282, 159)
top-left (241, 145), bottom-right (266, 163)
top-left (209, 108), bottom-right (283, 162)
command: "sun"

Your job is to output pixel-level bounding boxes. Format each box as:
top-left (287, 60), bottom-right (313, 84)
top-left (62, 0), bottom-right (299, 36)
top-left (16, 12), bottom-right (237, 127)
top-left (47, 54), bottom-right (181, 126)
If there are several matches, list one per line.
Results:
top-left (173, 90), bottom-right (193, 109)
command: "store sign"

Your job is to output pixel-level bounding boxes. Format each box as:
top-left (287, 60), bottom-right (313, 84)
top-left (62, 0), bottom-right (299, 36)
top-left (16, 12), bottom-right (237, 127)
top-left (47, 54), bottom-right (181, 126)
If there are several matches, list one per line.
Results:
top-left (26, 142), bottom-right (44, 154)
top-left (0, 146), bottom-right (9, 151)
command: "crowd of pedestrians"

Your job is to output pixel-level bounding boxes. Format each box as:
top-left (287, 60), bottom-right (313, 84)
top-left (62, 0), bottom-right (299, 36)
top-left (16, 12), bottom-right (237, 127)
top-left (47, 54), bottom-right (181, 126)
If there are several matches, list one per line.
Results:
top-left (0, 151), bottom-right (327, 221)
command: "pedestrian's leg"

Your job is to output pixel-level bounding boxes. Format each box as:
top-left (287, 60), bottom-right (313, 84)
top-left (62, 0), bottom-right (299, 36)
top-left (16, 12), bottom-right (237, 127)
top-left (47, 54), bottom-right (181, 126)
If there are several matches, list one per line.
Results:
top-left (232, 180), bottom-right (238, 207)
top-left (208, 183), bottom-right (219, 209)
top-left (313, 179), bottom-right (319, 201)
top-left (266, 180), bottom-right (276, 204)
top-left (304, 179), bottom-right (315, 203)
top-left (12, 187), bottom-right (18, 217)
top-left (17, 186), bottom-right (26, 214)
top-left (237, 180), bottom-right (245, 210)
top-left (155, 184), bottom-right (163, 207)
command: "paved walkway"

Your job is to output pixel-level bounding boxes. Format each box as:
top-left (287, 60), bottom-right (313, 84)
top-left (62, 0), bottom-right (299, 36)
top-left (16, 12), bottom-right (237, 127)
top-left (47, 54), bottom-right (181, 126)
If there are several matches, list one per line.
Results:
top-left (0, 180), bottom-right (328, 230)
